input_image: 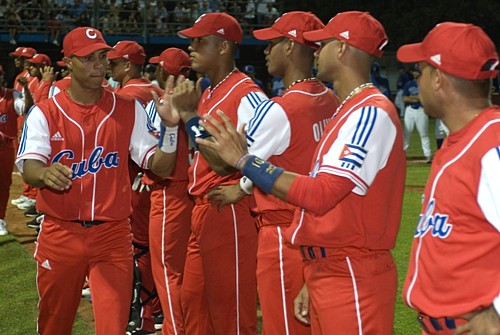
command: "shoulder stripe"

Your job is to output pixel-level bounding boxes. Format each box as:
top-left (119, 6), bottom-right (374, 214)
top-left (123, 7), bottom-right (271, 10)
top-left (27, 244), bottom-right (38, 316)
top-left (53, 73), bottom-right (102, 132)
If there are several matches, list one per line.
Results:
top-left (247, 100), bottom-right (275, 137)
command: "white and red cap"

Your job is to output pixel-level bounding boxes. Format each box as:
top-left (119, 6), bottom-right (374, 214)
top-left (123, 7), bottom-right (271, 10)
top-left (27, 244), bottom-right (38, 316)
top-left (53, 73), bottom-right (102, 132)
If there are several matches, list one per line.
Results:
top-left (397, 22), bottom-right (499, 80)
top-left (62, 27), bottom-right (112, 57)
top-left (149, 48), bottom-right (191, 77)
top-left (27, 53), bottom-right (52, 66)
top-left (253, 11), bottom-right (324, 49)
top-left (9, 47), bottom-right (37, 58)
top-left (303, 11), bottom-right (388, 57)
top-left (178, 13), bottom-right (243, 44)
top-left (107, 40), bottom-right (146, 65)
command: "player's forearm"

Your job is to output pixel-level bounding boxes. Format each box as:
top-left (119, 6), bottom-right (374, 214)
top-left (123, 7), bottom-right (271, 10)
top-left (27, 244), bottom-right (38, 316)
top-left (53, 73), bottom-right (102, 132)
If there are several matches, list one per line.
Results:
top-left (198, 143), bottom-right (238, 176)
top-left (22, 159), bottom-right (49, 188)
top-left (148, 148), bottom-right (176, 178)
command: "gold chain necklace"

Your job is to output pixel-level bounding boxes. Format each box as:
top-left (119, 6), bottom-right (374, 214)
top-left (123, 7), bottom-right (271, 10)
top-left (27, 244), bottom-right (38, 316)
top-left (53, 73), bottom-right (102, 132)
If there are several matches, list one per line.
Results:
top-left (285, 77), bottom-right (317, 91)
top-left (207, 68), bottom-right (237, 99)
top-left (333, 83), bottom-right (374, 117)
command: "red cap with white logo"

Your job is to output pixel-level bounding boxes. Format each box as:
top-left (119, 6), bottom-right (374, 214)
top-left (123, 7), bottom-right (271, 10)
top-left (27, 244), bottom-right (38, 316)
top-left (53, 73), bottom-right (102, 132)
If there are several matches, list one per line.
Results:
top-left (62, 27), bottom-right (112, 57)
top-left (178, 13), bottom-right (243, 44)
top-left (149, 48), bottom-right (191, 77)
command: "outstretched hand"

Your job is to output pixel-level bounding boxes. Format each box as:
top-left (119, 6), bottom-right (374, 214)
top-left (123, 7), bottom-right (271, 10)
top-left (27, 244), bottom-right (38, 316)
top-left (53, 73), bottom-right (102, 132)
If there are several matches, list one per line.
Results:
top-left (152, 75), bottom-right (179, 127)
top-left (195, 110), bottom-right (248, 168)
top-left (171, 75), bottom-right (202, 121)
top-left (206, 184), bottom-right (247, 211)
top-left (41, 66), bottom-right (55, 82)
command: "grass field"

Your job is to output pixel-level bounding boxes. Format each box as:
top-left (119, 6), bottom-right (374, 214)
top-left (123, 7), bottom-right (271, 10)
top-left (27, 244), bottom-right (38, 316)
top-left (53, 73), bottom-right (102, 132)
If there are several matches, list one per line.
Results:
top-left (0, 119), bottom-right (440, 334)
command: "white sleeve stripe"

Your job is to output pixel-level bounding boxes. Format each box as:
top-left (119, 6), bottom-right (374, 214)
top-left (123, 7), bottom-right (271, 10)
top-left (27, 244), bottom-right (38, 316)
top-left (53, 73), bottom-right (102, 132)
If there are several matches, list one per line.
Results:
top-left (247, 100), bottom-right (275, 136)
top-left (352, 106), bottom-right (378, 147)
top-left (17, 152), bottom-right (50, 163)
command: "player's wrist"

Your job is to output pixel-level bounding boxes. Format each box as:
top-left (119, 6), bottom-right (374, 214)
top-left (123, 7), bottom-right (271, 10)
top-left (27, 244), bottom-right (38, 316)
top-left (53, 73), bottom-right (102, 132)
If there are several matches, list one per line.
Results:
top-left (185, 116), bottom-right (210, 148)
top-left (493, 295), bottom-right (500, 318)
top-left (239, 176), bottom-right (253, 195)
top-left (241, 155), bottom-right (284, 194)
top-left (158, 124), bottom-right (178, 154)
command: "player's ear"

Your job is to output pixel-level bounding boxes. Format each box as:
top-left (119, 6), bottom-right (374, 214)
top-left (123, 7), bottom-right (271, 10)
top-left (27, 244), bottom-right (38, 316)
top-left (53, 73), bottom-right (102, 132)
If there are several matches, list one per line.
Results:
top-left (284, 39), bottom-right (294, 56)
top-left (64, 57), bottom-right (73, 71)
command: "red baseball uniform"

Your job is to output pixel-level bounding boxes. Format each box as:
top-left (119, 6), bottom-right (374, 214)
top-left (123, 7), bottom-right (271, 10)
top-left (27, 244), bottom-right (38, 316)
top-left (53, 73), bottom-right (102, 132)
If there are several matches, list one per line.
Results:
top-left (16, 89), bottom-right (158, 334)
top-left (245, 80), bottom-right (338, 334)
top-left (284, 86), bottom-right (405, 334)
top-left (0, 87), bottom-right (23, 221)
top-left (146, 99), bottom-right (194, 335)
top-left (403, 107), bottom-right (500, 332)
top-left (115, 78), bottom-right (164, 333)
top-left (182, 69), bottom-right (267, 334)
top-left (49, 75), bottom-right (113, 98)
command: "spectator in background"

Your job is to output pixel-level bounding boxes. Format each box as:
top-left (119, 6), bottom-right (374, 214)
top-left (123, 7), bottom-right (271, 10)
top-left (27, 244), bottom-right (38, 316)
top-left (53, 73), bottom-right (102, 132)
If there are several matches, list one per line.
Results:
top-left (152, 0), bottom-right (168, 34)
top-left (395, 63), bottom-right (411, 117)
top-left (256, 0), bottom-right (275, 24)
top-left (243, 0), bottom-right (256, 32)
top-left (5, 5), bottom-right (23, 45)
top-left (370, 61), bottom-right (391, 100)
top-left (243, 64), bottom-right (265, 90)
top-left (262, 2), bottom-right (279, 25)
top-left (143, 63), bottom-right (159, 86)
top-left (271, 75), bottom-right (285, 97)
top-left (403, 64), bottom-right (432, 163)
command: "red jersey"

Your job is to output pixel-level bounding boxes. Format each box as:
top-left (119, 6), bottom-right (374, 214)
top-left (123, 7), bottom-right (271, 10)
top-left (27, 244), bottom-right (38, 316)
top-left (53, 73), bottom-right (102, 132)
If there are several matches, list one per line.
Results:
top-left (49, 76), bottom-right (114, 98)
top-left (33, 80), bottom-right (52, 103)
top-left (16, 89), bottom-right (158, 222)
top-left (115, 78), bottom-right (163, 107)
top-left (188, 70), bottom-right (267, 196)
top-left (247, 80), bottom-right (339, 221)
top-left (0, 87), bottom-right (22, 139)
top-left (285, 86), bottom-right (405, 249)
top-left (404, 107), bottom-right (500, 317)
top-left (14, 69), bottom-right (39, 93)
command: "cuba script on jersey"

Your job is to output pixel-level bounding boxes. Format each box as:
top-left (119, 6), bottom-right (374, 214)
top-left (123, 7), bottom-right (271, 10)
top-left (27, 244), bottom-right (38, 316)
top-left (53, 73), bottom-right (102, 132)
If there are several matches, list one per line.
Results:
top-left (52, 146), bottom-right (119, 179)
top-left (414, 199), bottom-right (452, 238)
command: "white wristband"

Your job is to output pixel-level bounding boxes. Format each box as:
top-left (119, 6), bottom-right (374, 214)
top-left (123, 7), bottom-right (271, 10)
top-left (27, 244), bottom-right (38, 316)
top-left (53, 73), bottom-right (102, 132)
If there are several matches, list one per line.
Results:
top-left (159, 124), bottom-right (178, 153)
top-left (239, 176), bottom-right (253, 195)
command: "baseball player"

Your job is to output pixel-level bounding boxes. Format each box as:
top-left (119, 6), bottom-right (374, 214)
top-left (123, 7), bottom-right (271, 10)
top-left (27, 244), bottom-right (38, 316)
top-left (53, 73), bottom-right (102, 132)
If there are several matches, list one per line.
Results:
top-left (9, 47), bottom-right (38, 210)
top-left (0, 65), bottom-right (25, 235)
top-left (171, 12), bottom-right (268, 334)
top-left (107, 39), bottom-right (165, 335)
top-left (205, 11), bottom-right (339, 334)
top-left (15, 27), bottom-right (179, 335)
top-left (25, 54), bottom-right (54, 104)
top-left (146, 47), bottom-right (194, 335)
top-left (397, 22), bottom-right (500, 335)
top-left (403, 64), bottom-right (432, 163)
top-left (196, 11), bottom-right (406, 335)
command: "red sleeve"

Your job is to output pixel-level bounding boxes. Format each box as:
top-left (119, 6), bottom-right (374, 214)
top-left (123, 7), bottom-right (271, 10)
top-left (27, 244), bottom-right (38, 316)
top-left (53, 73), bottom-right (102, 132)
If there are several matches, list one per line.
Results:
top-left (285, 173), bottom-right (355, 216)
top-left (34, 80), bottom-right (52, 103)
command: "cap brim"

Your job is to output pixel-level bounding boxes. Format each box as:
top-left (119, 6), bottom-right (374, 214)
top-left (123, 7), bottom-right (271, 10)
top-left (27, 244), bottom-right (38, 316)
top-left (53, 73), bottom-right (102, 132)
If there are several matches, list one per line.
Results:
top-left (70, 43), bottom-right (113, 57)
top-left (252, 27), bottom-right (283, 41)
top-left (56, 60), bottom-right (66, 67)
top-left (178, 27), bottom-right (208, 39)
top-left (303, 29), bottom-right (334, 42)
top-left (107, 50), bottom-right (123, 60)
top-left (396, 43), bottom-right (426, 63)
top-left (149, 56), bottom-right (160, 64)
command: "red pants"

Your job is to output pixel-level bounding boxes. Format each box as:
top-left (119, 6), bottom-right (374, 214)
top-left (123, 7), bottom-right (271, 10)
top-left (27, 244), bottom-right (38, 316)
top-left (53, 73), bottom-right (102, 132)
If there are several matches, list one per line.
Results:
top-left (181, 196), bottom-right (258, 335)
top-left (130, 184), bottom-right (156, 333)
top-left (149, 181), bottom-right (193, 335)
top-left (35, 216), bottom-right (133, 335)
top-left (304, 249), bottom-right (397, 335)
top-left (0, 140), bottom-right (15, 219)
top-left (257, 225), bottom-right (310, 335)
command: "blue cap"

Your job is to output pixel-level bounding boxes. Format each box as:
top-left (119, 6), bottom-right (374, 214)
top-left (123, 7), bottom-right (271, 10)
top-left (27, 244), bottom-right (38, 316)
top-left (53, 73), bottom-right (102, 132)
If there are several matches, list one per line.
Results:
top-left (243, 64), bottom-right (255, 73)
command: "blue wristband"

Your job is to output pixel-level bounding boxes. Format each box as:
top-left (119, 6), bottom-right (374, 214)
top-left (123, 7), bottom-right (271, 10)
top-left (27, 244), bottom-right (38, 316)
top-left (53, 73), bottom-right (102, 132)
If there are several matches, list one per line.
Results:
top-left (185, 116), bottom-right (211, 147)
top-left (241, 155), bottom-right (284, 194)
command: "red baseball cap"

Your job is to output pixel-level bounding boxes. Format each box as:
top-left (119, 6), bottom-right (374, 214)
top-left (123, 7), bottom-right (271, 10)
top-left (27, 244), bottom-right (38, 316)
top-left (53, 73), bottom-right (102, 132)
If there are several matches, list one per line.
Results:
top-left (178, 13), bottom-right (243, 44)
top-left (107, 40), bottom-right (146, 65)
top-left (62, 27), bottom-right (112, 57)
top-left (56, 60), bottom-right (67, 67)
top-left (253, 11), bottom-right (324, 49)
top-left (27, 54), bottom-right (52, 66)
top-left (9, 47), bottom-right (37, 58)
top-left (397, 22), bottom-right (499, 80)
top-left (149, 48), bottom-right (191, 77)
top-left (303, 11), bottom-right (388, 57)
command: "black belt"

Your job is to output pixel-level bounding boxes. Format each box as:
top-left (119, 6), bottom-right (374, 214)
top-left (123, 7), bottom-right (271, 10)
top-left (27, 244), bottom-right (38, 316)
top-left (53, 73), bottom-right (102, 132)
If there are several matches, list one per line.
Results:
top-left (72, 220), bottom-right (106, 227)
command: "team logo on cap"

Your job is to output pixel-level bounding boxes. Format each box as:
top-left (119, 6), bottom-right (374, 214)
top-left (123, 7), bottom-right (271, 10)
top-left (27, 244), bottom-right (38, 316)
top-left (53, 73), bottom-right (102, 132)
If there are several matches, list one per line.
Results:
top-left (195, 14), bottom-right (206, 23)
top-left (340, 31), bottom-right (350, 39)
top-left (86, 28), bottom-right (98, 39)
top-left (288, 30), bottom-right (297, 37)
top-left (217, 28), bottom-right (225, 35)
top-left (430, 54), bottom-right (441, 66)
